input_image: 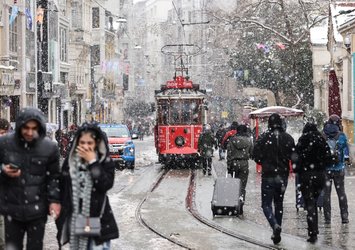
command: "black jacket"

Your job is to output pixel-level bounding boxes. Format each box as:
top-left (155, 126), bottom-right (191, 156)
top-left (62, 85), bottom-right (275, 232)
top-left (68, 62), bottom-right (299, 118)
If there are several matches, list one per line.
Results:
top-left (56, 122), bottom-right (119, 246)
top-left (0, 107), bottom-right (61, 221)
top-left (253, 113), bottom-right (295, 178)
top-left (295, 123), bottom-right (330, 174)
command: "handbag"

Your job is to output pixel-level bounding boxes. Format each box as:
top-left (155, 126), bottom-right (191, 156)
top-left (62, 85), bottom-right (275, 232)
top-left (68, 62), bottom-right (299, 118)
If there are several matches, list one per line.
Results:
top-left (74, 196), bottom-right (107, 237)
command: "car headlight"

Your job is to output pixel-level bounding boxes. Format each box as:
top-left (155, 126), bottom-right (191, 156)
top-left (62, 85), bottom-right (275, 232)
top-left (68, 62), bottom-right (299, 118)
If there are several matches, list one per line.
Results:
top-left (175, 136), bottom-right (185, 147)
top-left (129, 147), bottom-right (135, 154)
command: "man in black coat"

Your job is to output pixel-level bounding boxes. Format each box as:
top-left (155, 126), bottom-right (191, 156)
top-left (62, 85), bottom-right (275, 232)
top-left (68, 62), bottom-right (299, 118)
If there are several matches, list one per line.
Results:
top-left (253, 113), bottom-right (295, 245)
top-left (295, 122), bottom-right (329, 243)
top-left (0, 107), bottom-right (61, 250)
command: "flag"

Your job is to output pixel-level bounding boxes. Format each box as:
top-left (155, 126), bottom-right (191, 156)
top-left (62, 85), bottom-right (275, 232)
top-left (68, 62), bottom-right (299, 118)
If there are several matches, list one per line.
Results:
top-left (328, 69), bottom-right (342, 117)
top-left (37, 6), bottom-right (44, 42)
top-left (25, 8), bottom-right (32, 30)
top-left (256, 43), bottom-right (265, 50)
top-left (276, 42), bottom-right (286, 50)
top-left (9, 6), bottom-right (19, 25)
top-left (36, 6), bottom-right (44, 24)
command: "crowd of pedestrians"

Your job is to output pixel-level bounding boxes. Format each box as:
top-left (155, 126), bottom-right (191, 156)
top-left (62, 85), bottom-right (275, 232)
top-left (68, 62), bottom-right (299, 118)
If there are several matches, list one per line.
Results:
top-left (0, 108), bottom-right (119, 250)
top-left (0, 107), bottom-right (351, 248)
top-left (206, 112), bottom-right (350, 245)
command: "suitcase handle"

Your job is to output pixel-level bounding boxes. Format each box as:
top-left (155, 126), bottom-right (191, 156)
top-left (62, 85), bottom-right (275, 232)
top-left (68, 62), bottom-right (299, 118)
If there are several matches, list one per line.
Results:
top-left (226, 171), bottom-right (235, 178)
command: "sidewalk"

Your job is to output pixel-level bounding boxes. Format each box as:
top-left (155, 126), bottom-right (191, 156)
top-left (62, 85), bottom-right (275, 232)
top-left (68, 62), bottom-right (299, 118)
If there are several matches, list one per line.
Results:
top-left (208, 158), bottom-right (355, 249)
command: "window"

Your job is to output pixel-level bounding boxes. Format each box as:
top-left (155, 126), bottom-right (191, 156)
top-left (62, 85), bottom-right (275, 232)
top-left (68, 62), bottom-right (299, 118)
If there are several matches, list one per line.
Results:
top-left (60, 28), bottom-right (68, 62)
top-left (92, 7), bottom-right (100, 28)
top-left (91, 45), bottom-right (100, 66)
top-left (71, 2), bottom-right (82, 29)
top-left (60, 72), bottom-right (68, 83)
top-left (9, 8), bottom-right (18, 53)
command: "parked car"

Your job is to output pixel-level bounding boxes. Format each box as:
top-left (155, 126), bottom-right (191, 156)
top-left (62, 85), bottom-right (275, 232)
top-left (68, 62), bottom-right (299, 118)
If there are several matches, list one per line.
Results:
top-left (99, 124), bottom-right (135, 169)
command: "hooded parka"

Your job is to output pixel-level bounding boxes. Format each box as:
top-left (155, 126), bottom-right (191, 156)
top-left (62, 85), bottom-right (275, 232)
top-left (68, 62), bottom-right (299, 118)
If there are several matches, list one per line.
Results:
top-left (253, 113), bottom-right (295, 178)
top-left (0, 107), bottom-right (61, 221)
top-left (56, 122), bottom-right (119, 247)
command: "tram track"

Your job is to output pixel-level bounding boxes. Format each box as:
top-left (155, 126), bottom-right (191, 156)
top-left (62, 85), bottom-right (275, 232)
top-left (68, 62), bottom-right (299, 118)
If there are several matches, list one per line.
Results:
top-left (135, 168), bottom-right (193, 249)
top-left (136, 167), bottom-right (277, 249)
top-left (186, 170), bottom-right (280, 250)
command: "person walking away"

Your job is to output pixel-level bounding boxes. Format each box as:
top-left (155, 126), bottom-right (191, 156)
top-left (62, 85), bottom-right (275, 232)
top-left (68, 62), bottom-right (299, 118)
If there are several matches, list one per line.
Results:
top-left (252, 113), bottom-right (295, 245)
top-left (215, 124), bottom-right (227, 160)
top-left (295, 123), bottom-right (329, 243)
top-left (0, 118), bottom-right (10, 249)
top-left (198, 124), bottom-right (217, 176)
top-left (221, 121), bottom-right (238, 150)
top-left (227, 124), bottom-right (253, 216)
top-left (322, 114), bottom-right (349, 224)
top-left (0, 107), bottom-right (61, 250)
top-left (56, 121), bottom-right (119, 249)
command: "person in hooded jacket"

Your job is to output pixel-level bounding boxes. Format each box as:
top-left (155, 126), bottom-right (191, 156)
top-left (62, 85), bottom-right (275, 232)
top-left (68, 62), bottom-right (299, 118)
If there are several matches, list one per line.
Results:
top-left (56, 122), bottom-right (119, 250)
top-left (322, 114), bottom-right (349, 224)
top-left (295, 123), bottom-right (330, 243)
top-left (252, 113), bottom-right (295, 245)
top-left (0, 107), bottom-right (61, 250)
top-left (198, 124), bottom-right (217, 176)
top-left (227, 124), bottom-right (253, 215)
top-left (215, 123), bottom-right (227, 160)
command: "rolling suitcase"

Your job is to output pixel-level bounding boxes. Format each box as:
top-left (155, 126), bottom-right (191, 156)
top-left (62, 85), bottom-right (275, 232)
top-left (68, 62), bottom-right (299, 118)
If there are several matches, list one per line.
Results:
top-left (211, 172), bottom-right (241, 216)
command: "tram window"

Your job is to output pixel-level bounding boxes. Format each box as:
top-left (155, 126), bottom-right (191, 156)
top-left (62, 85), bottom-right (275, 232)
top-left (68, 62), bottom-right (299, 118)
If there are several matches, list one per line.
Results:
top-left (158, 100), bottom-right (168, 125)
top-left (169, 100), bottom-right (180, 124)
top-left (181, 101), bottom-right (191, 124)
top-left (191, 101), bottom-right (201, 124)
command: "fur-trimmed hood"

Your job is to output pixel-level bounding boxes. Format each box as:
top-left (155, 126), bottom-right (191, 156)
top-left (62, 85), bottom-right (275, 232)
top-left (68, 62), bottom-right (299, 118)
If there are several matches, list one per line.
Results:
top-left (68, 122), bottom-right (109, 167)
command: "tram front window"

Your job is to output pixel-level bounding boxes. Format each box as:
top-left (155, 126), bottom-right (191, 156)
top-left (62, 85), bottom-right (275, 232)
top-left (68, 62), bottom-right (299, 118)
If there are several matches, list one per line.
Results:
top-left (167, 100), bottom-right (201, 125)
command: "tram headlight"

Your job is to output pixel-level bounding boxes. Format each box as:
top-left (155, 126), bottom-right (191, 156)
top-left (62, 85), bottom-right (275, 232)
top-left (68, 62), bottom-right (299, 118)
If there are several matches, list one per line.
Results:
top-left (175, 136), bottom-right (185, 147)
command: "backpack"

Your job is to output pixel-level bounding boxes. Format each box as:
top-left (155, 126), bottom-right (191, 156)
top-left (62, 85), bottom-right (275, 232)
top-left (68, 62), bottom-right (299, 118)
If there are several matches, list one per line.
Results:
top-left (327, 137), bottom-right (340, 164)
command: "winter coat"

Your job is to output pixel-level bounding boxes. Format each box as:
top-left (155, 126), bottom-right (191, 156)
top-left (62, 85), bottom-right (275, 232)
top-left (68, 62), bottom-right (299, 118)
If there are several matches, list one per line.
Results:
top-left (252, 113), bottom-right (295, 178)
top-left (198, 131), bottom-right (216, 157)
top-left (215, 127), bottom-right (227, 146)
top-left (0, 107), bottom-right (61, 222)
top-left (56, 122), bottom-right (119, 247)
top-left (295, 123), bottom-right (330, 174)
top-left (227, 134), bottom-right (253, 168)
top-left (323, 123), bottom-right (349, 171)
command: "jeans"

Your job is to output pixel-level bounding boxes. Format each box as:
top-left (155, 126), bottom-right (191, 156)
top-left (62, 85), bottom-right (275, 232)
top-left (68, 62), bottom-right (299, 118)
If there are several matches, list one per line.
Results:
top-left (88, 239), bottom-right (111, 250)
top-left (324, 170), bottom-right (348, 221)
top-left (4, 216), bottom-right (47, 250)
top-left (228, 161), bottom-right (249, 202)
top-left (0, 215), bottom-right (4, 249)
top-left (201, 157), bottom-right (212, 175)
top-left (299, 172), bottom-right (325, 236)
top-left (261, 176), bottom-right (288, 230)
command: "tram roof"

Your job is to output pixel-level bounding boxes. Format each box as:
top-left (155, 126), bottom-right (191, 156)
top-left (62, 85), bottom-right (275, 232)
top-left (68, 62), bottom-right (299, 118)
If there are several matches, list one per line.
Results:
top-left (155, 88), bottom-right (206, 99)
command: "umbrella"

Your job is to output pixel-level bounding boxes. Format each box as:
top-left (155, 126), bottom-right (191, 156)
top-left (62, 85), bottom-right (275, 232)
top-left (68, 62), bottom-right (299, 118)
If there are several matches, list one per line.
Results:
top-left (328, 69), bottom-right (342, 117)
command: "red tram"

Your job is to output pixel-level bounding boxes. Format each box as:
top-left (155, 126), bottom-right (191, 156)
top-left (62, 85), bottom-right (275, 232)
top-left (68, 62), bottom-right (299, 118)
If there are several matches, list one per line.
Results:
top-left (154, 75), bottom-right (207, 167)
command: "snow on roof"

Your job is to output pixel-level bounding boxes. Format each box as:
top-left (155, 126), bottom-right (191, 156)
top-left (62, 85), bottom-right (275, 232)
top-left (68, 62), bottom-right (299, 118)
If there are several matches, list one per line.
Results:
top-left (0, 65), bottom-right (15, 70)
top-left (248, 106), bottom-right (304, 118)
top-left (331, 2), bottom-right (355, 42)
top-left (310, 2), bottom-right (355, 45)
top-left (310, 22), bottom-right (328, 45)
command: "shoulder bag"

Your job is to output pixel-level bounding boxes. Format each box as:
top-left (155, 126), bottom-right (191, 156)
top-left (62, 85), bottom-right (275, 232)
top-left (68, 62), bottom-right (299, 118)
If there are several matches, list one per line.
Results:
top-left (74, 196), bottom-right (107, 237)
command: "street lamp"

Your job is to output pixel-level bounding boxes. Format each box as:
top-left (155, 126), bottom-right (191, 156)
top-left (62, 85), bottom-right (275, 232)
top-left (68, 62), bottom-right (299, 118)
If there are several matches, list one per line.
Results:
top-left (344, 33), bottom-right (351, 53)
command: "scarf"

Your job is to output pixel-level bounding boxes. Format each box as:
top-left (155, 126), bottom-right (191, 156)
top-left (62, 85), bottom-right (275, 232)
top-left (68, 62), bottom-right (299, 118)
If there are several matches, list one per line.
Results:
top-left (69, 154), bottom-right (93, 250)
